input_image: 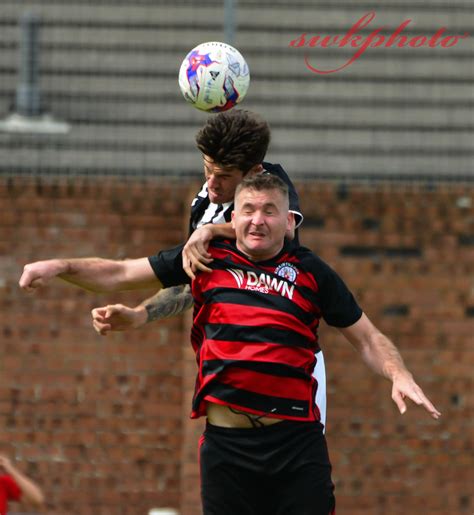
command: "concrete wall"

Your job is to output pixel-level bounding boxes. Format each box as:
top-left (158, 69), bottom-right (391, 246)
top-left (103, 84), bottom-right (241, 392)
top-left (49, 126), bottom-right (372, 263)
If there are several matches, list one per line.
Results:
top-left (0, 1), bottom-right (472, 180)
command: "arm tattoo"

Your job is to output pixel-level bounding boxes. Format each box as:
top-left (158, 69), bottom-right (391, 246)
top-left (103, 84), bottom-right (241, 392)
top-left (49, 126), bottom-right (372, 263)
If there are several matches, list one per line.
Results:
top-left (145, 285), bottom-right (194, 323)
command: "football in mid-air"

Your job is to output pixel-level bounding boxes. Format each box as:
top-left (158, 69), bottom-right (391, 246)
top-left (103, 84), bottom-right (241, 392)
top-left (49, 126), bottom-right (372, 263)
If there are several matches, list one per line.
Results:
top-left (178, 41), bottom-right (250, 113)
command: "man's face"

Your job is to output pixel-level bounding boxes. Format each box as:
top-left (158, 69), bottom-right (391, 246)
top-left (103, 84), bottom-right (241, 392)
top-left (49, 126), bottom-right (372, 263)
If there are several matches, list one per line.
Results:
top-left (232, 187), bottom-right (293, 261)
top-left (203, 155), bottom-right (246, 204)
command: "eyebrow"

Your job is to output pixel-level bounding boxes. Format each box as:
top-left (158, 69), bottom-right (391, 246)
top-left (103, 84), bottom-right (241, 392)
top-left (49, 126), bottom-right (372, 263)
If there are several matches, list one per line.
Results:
top-left (241, 202), bottom-right (279, 210)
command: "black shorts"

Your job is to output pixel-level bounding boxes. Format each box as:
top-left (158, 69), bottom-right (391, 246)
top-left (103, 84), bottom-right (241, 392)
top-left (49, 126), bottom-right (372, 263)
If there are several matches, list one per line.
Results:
top-left (199, 419), bottom-right (336, 515)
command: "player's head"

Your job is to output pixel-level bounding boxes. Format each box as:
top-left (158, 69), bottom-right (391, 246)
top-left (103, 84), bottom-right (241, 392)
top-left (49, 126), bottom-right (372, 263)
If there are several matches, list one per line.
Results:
top-left (196, 110), bottom-right (270, 171)
top-left (232, 174), bottom-right (293, 261)
top-left (196, 110), bottom-right (270, 204)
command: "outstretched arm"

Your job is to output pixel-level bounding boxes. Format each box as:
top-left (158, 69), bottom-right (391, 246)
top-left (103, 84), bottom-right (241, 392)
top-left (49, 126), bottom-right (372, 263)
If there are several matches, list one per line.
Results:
top-left (339, 313), bottom-right (441, 420)
top-left (19, 257), bottom-right (158, 293)
top-left (91, 285), bottom-right (194, 335)
top-left (0, 455), bottom-right (44, 508)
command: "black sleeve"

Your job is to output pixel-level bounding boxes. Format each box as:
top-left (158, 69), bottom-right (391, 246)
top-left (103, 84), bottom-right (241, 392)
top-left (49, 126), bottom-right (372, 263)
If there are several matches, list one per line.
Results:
top-left (262, 162), bottom-right (303, 227)
top-left (314, 258), bottom-right (363, 328)
top-left (148, 243), bottom-right (191, 288)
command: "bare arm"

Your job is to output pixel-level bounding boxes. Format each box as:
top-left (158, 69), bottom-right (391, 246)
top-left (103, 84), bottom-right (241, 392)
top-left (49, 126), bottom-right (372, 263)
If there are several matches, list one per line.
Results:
top-left (19, 257), bottom-right (159, 293)
top-left (91, 284), bottom-right (193, 335)
top-left (339, 313), bottom-right (441, 419)
top-left (0, 456), bottom-right (44, 508)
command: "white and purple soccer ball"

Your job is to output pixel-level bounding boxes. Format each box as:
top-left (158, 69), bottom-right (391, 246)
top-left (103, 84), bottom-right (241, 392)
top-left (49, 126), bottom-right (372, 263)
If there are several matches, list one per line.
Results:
top-left (178, 41), bottom-right (250, 113)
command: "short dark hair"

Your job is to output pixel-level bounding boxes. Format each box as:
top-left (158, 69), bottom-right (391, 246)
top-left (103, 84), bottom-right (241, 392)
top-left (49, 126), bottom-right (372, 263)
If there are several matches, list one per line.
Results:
top-left (195, 109), bottom-right (270, 172)
top-left (235, 173), bottom-right (289, 203)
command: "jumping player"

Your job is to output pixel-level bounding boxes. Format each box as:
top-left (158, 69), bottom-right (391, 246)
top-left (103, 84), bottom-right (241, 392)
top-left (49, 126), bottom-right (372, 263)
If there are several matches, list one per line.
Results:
top-left (86, 109), bottom-right (328, 430)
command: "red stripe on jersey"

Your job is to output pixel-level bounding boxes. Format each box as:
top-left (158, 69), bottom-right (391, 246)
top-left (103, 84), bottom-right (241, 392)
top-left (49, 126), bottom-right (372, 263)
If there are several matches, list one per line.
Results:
top-left (202, 339), bottom-right (316, 371)
top-left (218, 368), bottom-right (314, 400)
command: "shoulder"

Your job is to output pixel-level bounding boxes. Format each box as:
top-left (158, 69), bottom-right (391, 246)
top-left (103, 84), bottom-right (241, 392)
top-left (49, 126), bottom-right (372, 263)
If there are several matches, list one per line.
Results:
top-left (290, 244), bottom-right (328, 268)
top-left (290, 245), bottom-right (345, 286)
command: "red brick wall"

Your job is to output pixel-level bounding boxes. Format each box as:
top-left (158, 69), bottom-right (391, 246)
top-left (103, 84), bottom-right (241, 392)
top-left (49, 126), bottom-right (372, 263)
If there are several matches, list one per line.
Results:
top-left (1, 177), bottom-right (472, 514)
top-left (1, 177), bottom-right (191, 515)
top-left (297, 183), bottom-right (473, 515)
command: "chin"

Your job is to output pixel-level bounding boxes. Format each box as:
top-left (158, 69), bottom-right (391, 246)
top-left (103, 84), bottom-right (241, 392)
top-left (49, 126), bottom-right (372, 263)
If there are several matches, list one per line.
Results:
top-left (248, 244), bottom-right (269, 255)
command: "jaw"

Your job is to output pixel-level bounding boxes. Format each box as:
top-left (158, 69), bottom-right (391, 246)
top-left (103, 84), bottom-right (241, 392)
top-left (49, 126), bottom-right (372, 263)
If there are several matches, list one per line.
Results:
top-left (209, 190), bottom-right (232, 204)
top-left (208, 190), bottom-right (220, 203)
top-left (239, 235), bottom-right (273, 260)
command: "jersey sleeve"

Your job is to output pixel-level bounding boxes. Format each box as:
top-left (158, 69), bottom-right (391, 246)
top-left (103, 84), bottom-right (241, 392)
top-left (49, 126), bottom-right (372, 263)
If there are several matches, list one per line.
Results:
top-left (262, 162), bottom-right (303, 228)
top-left (148, 244), bottom-right (191, 288)
top-left (315, 258), bottom-right (363, 328)
top-left (0, 475), bottom-right (22, 501)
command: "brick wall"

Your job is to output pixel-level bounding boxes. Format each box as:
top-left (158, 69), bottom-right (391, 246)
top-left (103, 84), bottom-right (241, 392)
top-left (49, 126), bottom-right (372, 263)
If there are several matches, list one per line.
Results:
top-left (1, 177), bottom-right (191, 515)
top-left (1, 177), bottom-right (472, 514)
top-left (297, 183), bottom-right (473, 515)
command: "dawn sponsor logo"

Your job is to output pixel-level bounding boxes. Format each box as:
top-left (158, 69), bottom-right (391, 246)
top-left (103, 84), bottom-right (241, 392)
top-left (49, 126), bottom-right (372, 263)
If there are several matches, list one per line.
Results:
top-left (227, 268), bottom-right (295, 299)
top-left (227, 268), bottom-right (244, 287)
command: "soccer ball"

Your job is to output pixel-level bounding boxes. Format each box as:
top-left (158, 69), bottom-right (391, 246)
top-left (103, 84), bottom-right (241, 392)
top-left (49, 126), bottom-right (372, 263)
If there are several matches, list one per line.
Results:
top-left (178, 41), bottom-right (250, 113)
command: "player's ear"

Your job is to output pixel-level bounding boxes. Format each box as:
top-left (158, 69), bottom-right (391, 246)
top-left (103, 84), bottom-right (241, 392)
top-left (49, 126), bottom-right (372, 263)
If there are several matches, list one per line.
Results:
top-left (287, 212), bottom-right (295, 231)
top-left (231, 210), bottom-right (236, 229)
top-left (285, 212), bottom-right (296, 240)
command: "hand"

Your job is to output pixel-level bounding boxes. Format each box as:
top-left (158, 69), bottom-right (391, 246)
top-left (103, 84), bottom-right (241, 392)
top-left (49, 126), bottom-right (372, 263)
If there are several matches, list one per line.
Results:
top-left (19, 260), bottom-right (64, 292)
top-left (391, 372), bottom-right (441, 420)
top-left (91, 304), bottom-right (147, 335)
top-left (182, 226), bottom-right (214, 280)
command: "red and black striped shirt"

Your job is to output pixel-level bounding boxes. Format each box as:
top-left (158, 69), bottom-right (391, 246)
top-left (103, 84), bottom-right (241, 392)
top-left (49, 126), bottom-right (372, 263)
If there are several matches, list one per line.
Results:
top-left (149, 239), bottom-right (362, 422)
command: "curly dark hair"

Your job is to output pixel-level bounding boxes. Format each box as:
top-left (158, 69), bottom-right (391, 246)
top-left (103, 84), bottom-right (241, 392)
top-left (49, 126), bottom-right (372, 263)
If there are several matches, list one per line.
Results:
top-left (195, 109), bottom-right (270, 172)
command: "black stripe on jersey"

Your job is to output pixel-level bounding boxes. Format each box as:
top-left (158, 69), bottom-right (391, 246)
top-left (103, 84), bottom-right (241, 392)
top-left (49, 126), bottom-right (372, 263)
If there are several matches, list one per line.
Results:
top-left (200, 381), bottom-right (310, 418)
top-left (204, 323), bottom-right (314, 349)
top-left (202, 288), bottom-right (317, 327)
top-left (202, 359), bottom-right (312, 380)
